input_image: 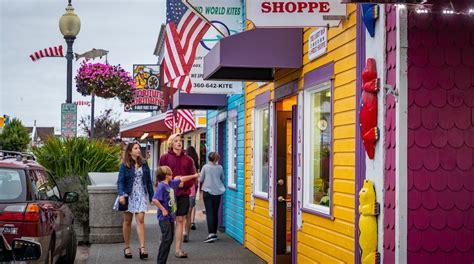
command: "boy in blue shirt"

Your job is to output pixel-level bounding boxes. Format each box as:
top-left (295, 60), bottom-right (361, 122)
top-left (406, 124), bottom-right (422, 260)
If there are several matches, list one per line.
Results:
top-left (152, 166), bottom-right (198, 263)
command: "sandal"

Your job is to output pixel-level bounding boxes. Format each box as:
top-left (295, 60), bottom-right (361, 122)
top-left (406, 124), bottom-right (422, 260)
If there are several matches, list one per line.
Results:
top-left (175, 250), bottom-right (188, 258)
top-left (139, 247), bottom-right (148, 259)
top-left (123, 247), bottom-right (132, 259)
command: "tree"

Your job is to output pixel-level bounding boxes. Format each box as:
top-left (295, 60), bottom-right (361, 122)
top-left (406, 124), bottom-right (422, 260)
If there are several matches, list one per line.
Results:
top-left (0, 118), bottom-right (31, 152)
top-left (79, 109), bottom-right (123, 142)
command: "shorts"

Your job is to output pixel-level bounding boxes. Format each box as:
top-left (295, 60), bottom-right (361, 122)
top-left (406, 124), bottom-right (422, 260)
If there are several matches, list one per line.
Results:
top-left (189, 196), bottom-right (196, 208)
top-left (176, 195), bottom-right (190, 216)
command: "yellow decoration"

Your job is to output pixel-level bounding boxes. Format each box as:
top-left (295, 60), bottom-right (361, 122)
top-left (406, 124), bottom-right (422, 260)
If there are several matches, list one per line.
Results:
top-left (358, 180), bottom-right (380, 264)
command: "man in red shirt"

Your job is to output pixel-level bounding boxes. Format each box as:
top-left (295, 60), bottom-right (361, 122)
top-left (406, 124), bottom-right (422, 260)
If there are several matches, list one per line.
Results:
top-left (158, 134), bottom-right (196, 258)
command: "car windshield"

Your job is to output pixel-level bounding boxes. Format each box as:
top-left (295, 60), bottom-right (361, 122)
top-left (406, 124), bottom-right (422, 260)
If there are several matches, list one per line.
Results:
top-left (0, 169), bottom-right (26, 202)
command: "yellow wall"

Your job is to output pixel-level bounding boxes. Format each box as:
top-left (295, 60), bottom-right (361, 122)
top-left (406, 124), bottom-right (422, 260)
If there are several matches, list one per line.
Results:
top-left (244, 4), bottom-right (357, 263)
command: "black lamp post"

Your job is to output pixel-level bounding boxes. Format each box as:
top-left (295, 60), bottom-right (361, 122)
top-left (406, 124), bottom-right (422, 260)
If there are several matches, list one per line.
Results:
top-left (59, 0), bottom-right (81, 104)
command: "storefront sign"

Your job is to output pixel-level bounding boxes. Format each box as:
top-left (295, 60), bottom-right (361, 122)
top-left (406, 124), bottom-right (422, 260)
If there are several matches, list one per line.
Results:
top-left (246, 0), bottom-right (346, 27)
top-left (125, 64), bottom-right (165, 112)
top-left (183, 0), bottom-right (243, 94)
top-left (61, 103), bottom-right (77, 138)
top-left (308, 27), bottom-right (327, 61)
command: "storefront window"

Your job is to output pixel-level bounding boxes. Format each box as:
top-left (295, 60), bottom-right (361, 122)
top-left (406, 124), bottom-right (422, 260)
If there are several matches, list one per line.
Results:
top-left (303, 82), bottom-right (332, 214)
top-left (227, 118), bottom-right (238, 188)
top-left (255, 106), bottom-right (269, 196)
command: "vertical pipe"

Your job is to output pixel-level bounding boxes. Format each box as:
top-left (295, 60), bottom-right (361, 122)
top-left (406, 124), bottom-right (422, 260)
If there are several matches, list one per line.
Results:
top-left (65, 37), bottom-right (75, 104)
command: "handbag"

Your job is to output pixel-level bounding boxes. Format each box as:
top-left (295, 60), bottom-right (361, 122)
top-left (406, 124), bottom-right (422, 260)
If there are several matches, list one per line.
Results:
top-left (118, 196), bottom-right (129, 211)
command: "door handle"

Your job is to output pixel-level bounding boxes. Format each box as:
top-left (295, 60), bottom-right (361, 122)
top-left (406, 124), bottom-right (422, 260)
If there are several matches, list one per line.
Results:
top-left (278, 196), bottom-right (286, 202)
top-left (277, 179), bottom-right (284, 186)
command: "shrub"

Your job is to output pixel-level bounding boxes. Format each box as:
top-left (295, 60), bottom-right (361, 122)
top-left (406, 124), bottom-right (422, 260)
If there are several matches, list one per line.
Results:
top-left (33, 137), bottom-right (121, 225)
top-left (0, 118), bottom-right (30, 152)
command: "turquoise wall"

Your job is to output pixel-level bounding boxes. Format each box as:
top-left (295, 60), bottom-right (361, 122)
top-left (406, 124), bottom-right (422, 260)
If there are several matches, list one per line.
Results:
top-left (206, 93), bottom-right (245, 244)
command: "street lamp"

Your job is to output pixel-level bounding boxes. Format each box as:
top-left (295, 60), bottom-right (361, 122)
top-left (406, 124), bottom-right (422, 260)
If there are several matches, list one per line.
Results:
top-left (59, 0), bottom-right (81, 104)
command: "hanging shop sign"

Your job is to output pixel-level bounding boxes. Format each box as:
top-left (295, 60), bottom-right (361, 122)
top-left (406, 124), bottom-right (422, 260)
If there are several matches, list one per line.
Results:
top-left (125, 64), bottom-right (165, 112)
top-left (308, 27), bottom-right (327, 61)
top-left (246, 0), bottom-right (346, 27)
top-left (183, 0), bottom-right (244, 94)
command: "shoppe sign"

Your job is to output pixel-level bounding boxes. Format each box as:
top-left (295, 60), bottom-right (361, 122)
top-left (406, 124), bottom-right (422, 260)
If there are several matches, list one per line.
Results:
top-left (185, 0), bottom-right (244, 94)
top-left (246, 0), bottom-right (347, 27)
top-left (125, 64), bottom-right (165, 112)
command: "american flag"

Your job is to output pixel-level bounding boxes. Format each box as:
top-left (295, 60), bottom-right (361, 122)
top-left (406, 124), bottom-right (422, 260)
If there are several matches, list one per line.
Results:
top-left (30, 45), bottom-right (64, 61)
top-left (177, 109), bottom-right (196, 132)
top-left (164, 104), bottom-right (175, 130)
top-left (163, 0), bottom-right (210, 93)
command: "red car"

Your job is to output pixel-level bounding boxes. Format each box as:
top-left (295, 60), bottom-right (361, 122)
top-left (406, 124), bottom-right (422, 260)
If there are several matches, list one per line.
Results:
top-left (0, 151), bottom-right (78, 263)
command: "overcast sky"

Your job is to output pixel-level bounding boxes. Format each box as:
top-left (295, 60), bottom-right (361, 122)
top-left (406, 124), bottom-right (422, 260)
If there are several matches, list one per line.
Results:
top-left (0, 0), bottom-right (166, 131)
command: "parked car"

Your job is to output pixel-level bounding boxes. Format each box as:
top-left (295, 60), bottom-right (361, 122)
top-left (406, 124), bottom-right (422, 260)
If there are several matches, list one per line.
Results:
top-left (0, 150), bottom-right (79, 263)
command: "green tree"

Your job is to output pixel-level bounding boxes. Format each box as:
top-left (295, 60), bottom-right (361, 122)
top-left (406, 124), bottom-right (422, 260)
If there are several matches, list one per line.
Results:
top-left (0, 118), bottom-right (30, 151)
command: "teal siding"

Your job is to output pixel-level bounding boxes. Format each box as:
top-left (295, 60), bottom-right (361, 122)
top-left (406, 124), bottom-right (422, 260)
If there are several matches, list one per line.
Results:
top-left (206, 93), bottom-right (245, 244)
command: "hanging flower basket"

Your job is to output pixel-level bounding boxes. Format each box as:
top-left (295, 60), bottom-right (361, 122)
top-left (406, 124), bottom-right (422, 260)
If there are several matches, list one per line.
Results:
top-left (75, 61), bottom-right (135, 104)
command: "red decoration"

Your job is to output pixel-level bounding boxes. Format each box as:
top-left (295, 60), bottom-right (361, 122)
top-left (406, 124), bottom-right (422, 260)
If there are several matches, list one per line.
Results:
top-left (360, 58), bottom-right (380, 159)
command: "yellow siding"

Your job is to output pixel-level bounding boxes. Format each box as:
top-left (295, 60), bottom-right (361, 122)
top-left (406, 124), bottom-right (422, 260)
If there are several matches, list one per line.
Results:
top-left (245, 82), bottom-right (273, 263)
top-left (244, 4), bottom-right (358, 263)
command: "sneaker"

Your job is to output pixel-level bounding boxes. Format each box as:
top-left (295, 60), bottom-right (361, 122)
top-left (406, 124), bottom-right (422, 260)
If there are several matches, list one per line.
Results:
top-left (191, 223), bottom-right (196, 230)
top-left (183, 234), bottom-right (189, 243)
top-left (203, 234), bottom-right (217, 243)
top-left (211, 234), bottom-right (218, 240)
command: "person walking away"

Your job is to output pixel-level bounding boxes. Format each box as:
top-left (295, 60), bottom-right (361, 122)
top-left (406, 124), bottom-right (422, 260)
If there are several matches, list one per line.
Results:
top-left (184, 146), bottom-right (200, 242)
top-left (116, 142), bottom-right (154, 259)
top-left (199, 152), bottom-right (225, 243)
top-left (153, 166), bottom-right (199, 264)
top-left (158, 134), bottom-right (196, 258)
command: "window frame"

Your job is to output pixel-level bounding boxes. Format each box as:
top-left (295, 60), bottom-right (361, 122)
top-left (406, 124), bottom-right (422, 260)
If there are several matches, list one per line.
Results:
top-left (209, 124), bottom-right (216, 152)
top-left (227, 117), bottom-right (238, 190)
top-left (253, 104), bottom-right (270, 199)
top-left (302, 81), bottom-right (333, 216)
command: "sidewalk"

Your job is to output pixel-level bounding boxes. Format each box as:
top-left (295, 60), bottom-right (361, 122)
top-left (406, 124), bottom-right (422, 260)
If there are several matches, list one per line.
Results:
top-left (87, 200), bottom-right (264, 264)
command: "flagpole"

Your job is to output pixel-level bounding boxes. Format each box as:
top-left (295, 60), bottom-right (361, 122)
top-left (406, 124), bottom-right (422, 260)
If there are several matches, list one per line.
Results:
top-left (183, 0), bottom-right (226, 37)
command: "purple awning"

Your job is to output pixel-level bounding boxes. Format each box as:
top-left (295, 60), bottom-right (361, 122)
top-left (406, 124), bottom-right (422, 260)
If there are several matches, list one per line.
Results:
top-left (172, 90), bottom-right (227, 110)
top-left (203, 28), bottom-right (303, 81)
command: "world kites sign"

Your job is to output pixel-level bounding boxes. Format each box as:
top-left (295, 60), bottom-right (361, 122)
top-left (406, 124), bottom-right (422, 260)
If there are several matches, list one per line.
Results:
top-left (125, 64), bottom-right (165, 112)
top-left (246, 0), bottom-right (347, 27)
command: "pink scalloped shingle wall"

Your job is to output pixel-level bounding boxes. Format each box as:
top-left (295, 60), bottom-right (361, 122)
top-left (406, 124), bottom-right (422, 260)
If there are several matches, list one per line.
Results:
top-left (408, 8), bottom-right (474, 263)
top-left (384, 4), bottom-right (397, 264)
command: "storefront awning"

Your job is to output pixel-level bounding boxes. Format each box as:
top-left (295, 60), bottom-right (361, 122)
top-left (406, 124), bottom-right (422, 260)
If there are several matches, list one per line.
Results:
top-left (203, 28), bottom-right (303, 81)
top-left (119, 113), bottom-right (169, 138)
top-left (173, 91), bottom-right (227, 110)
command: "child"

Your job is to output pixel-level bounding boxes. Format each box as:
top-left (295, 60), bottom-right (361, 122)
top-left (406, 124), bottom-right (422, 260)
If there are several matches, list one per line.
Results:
top-left (152, 166), bottom-right (199, 264)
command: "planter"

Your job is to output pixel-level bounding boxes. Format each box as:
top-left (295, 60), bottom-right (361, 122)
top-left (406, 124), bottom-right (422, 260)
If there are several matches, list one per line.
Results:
top-left (87, 172), bottom-right (123, 243)
top-left (74, 222), bottom-right (90, 244)
top-left (88, 172), bottom-right (118, 186)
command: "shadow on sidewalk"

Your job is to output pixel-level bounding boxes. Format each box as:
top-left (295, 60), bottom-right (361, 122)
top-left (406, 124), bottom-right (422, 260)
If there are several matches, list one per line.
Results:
top-left (86, 200), bottom-right (265, 264)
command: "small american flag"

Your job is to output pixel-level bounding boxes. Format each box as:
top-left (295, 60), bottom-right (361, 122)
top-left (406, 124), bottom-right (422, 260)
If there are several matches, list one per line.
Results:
top-left (164, 104), bottom-right (175, 130)
top-left (177, 109), bottom-right (196, 132)
top-left (163, 0), bottom-right (210, 93)
top-left (30, 45), bottom-right (64, 61)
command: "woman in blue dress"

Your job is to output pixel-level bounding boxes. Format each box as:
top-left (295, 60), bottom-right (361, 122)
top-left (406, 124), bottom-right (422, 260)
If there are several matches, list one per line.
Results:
top-left (117, 142), bottom-right (154, 259)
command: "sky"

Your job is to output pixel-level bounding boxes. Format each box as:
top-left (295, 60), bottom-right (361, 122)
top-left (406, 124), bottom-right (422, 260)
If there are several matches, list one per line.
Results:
top-left (0, 0), bottom-right (166, 132)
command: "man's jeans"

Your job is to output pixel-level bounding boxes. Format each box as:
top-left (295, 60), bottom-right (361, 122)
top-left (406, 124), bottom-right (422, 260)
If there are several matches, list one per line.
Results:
top-left (157, 219), bottom-right (174, 264)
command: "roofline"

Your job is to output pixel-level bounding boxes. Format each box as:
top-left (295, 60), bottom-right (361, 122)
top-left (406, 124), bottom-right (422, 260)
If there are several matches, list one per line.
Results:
top-left (153, 24), bottom-right (167, 62)
top-left (119, 112), bottom-right (166, 133)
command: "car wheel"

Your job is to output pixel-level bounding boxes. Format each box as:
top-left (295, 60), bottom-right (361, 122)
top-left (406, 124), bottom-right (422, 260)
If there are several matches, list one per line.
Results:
top-left (57, 228), bottom-right (77, 264)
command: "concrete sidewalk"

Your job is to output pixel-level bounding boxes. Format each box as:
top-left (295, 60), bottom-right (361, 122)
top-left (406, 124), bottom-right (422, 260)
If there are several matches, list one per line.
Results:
top-left (87, 201), bottom-right (264, 264)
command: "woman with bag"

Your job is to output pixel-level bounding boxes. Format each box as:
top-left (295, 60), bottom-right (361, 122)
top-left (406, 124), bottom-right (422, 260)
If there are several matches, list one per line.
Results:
top-left (116, 142), bottom-right (154, 259)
